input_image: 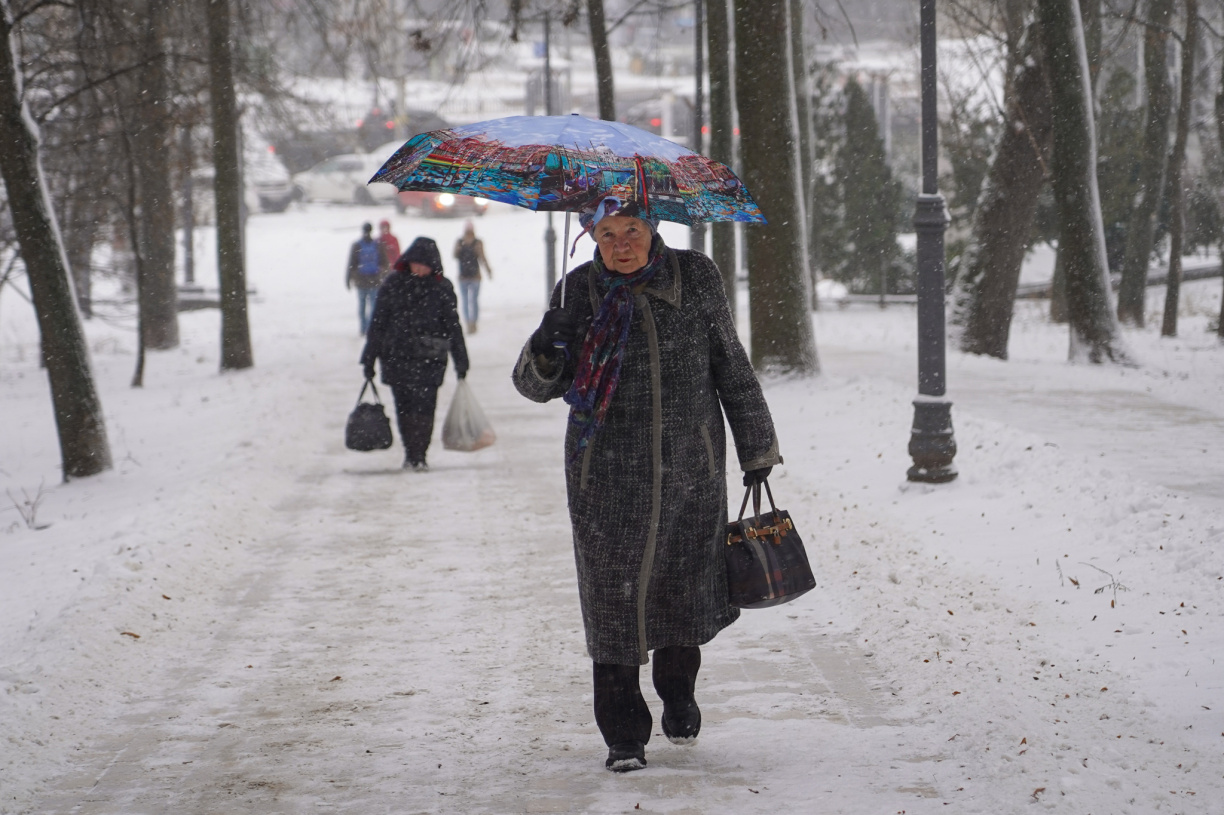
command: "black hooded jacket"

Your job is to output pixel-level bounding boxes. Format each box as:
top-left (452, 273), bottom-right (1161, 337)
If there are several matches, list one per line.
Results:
top-left (360, 238), bottom-right (469, 388)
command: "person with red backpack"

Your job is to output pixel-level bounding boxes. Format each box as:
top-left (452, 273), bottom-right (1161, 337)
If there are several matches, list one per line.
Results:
top-left (377, 219), bottom-right (401, 268)
top-left (347, 222), bottom-right (389, 334)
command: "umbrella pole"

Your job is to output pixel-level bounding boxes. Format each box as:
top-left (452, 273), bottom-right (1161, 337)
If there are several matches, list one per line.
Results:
top-left (559, 211), bottom-right (571, 307)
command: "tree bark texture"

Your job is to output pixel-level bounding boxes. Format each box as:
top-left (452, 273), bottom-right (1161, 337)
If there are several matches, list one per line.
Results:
top-left (733, 0), bottom-right (817, 374)
top-left (1160, 0), bottom-right (1196, 338)
top-left (1037, 0), bottom-right (1130, 363)
top-left (1117, 0), bottom-right (1173, 326)
top-left (587, 0), bottom-right (615, 121)
top-left (707, 0), bottom-right (737, 315)
top-left (789, 0), bottom-right (816, 308)
top-left (954, 19), bottom-right (1053, 359)
top-left (207, 0), bottom-right (253, 370)
top-left (134, 0), bottom-right (179, 351)
top-left (0, 2), bottom-right (112, 479)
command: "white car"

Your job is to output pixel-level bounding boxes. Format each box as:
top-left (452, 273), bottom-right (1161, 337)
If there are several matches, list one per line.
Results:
top-left (292, 153), bottom-right (397, 205)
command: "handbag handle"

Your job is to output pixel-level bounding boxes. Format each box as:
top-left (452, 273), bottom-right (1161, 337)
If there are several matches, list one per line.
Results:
top-left (735, 477), bottom-right (780, 527)
top-left (356, 377), bottom-right (384, 407)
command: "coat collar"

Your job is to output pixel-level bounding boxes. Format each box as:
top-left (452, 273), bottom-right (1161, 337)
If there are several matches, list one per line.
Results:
top-left (586, 248), bottom-right (682, 312)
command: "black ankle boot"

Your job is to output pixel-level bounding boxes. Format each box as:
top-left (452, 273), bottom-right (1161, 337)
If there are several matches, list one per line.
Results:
top-left (605, 740), bottom-right (646, 772)
top-left (661, 699), bottom-right (701, 745)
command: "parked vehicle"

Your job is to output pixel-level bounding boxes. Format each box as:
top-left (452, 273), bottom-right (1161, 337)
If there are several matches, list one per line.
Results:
top-left (249, 151), bottom-right (297, 212)
top-left (292, 153), bottom-right (397, 205)
top-left (394, 190), bottom-right (490, 217)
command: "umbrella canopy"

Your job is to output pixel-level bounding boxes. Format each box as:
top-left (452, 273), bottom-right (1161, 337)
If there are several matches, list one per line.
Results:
top-left (369, 114), bottom-right (766, 226)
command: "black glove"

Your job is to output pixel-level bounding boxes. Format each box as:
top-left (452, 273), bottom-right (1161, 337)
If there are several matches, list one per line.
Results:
top-left (530, 307), bottom-right (579, 356)
top-left (363, 363), bottom-right (375, 381)
top-left (742, 466), bottom-right (772, 487)
top-left (457, 370), bottom-right (467, 380)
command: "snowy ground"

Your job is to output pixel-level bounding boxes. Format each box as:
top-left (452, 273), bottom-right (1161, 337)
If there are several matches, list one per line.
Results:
top-left (2, 203), bottom-right (1223, 814)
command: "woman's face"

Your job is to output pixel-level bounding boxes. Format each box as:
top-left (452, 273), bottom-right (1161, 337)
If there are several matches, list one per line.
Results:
top-left (409, 262), bottom-right (433, 277)
top-left (595, 215), bottom-right (652, 274)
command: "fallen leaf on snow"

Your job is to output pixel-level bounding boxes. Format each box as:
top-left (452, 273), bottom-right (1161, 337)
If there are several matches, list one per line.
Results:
top-left (120, 631), bottom-right (140, 639)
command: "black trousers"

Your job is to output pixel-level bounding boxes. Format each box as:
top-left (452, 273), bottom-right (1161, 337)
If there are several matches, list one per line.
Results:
top-left (592, 645), bottom-right (701, 747)
top-left (390, 385), bottom-right (439, 465)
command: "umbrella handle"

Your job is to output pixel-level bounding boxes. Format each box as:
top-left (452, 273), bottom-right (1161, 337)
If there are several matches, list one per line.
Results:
top-left (553, 212), bottom-right (571, 354)
top-left (558, 210), bottom-right (571, 310)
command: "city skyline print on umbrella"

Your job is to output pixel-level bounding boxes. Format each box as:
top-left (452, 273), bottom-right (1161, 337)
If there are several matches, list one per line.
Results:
top-left (368, 114), bottom-right (767, 227)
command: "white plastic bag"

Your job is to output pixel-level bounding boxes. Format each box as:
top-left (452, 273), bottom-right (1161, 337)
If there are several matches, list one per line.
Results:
top-left (442, 379), bottom-right (496, 451)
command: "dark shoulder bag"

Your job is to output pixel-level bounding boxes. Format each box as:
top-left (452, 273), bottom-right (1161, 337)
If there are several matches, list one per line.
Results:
top-left (345, 379), bottom-right (394, 451)
top-left (725, 479), bottom-right (816, 609)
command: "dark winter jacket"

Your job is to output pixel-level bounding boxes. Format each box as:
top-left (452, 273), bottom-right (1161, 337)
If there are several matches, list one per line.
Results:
top-left (361, 268), bottom-right (468, 389)
top-left (512, 245), bottom-right (781, 665)
top-left (453, 236), bottom-right (490, 280)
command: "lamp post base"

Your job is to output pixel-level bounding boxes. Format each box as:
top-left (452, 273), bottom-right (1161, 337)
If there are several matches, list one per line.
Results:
top-left (907, 396), bottom-right (957, 483)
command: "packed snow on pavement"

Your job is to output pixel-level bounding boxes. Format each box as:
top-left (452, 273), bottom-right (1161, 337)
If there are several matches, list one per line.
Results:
top-left (2, 203), bottom-right (1223, 814)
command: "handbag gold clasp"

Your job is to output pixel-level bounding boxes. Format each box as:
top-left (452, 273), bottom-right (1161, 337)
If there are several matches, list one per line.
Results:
top-left (734, 515), bottom-right (792, 546)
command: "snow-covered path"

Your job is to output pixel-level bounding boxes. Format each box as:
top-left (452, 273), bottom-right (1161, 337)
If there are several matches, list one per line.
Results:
top-left (4, 206), bottom-right (1223, 813)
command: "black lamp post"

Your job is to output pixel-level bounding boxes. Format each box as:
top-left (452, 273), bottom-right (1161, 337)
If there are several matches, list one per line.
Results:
top-left (907, 0), bottom-right (958, 483)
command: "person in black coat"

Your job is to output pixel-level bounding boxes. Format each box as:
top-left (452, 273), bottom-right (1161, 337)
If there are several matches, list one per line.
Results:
top-left (361, 237), bottom-right (469, 471)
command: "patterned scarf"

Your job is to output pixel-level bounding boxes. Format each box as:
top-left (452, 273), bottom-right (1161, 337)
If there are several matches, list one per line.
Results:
top-left (563, 235), bottom-right (667, 461)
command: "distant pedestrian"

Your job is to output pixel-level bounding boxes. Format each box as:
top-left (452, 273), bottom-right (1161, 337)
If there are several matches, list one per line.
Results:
top-left (378, 219), bottom-right (401, 268)
top-left (347, 222), bottom-right (389, 335)
top-left (361, 237), bottom-right (469, 471)
top-left (453, 221), bottom-right (492, 333)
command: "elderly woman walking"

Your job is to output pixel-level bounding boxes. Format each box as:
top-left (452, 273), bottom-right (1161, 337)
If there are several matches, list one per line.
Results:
top-left (511, 196), bottom-right (781, 772)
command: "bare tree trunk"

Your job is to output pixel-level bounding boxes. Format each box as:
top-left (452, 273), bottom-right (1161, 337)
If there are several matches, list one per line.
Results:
top-left (134, 0), bottom-right (179, 350)
top-left (690, 0), bottom-right (706, 252)
top-left (0, 1), bottom-right (112, 479)
top-left (707, 0), bottom-right (737, 315)
top-left (1217, 37), bottom-right (1224, 340)
top-left (1037, 0), bottom-right (1130, 363)
top-left (733, 0), bottom-right (817, 374)
top-left (1117, 0), bottom-right (1174, 326)
top-left (62, 193), bottom-right (100, 318)
top-left (587, 0), bottom-right (615, 121)
top-left (1161, 0), bottom-right (1197, 337)
top-left (207, 0), bottom-right (253, 370)
top-left (789, 0), bottom-right (816, 308)
top-left (954, 19), bottom-right (1052, 358)
top-left (1050, 245), bottom-right (1068, 321)
top-left (1082, 0), bottom-right (1102, 87)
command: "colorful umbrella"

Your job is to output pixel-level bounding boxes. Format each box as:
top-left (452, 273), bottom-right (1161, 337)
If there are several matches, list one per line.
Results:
top-left (369, 114), bottom-right (766, 227)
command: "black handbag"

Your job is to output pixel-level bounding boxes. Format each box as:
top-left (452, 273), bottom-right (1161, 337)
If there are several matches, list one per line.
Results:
top-left (345, 379), bottom-right (394, 451)
top-left (725, 479), bottom-right (816, 609)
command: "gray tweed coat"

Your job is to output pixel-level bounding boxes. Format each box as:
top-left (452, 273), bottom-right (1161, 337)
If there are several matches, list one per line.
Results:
top-left (512, 245), bottom-right (781, 665)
